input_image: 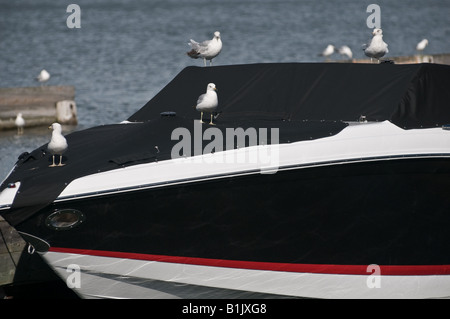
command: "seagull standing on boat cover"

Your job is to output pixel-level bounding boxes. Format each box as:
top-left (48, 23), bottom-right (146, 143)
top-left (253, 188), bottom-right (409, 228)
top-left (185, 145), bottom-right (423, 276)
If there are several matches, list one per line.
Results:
top-left (194, 83), bottom-right (218, 125)
top-left (187, 31), bottom-right (222, 66)
top-left (47, 123), bottom-right (68, 167)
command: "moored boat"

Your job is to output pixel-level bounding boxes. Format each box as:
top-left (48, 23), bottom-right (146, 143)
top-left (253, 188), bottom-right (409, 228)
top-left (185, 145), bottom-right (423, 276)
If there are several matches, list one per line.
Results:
top-left (1, 62), bottom-right (450, 298)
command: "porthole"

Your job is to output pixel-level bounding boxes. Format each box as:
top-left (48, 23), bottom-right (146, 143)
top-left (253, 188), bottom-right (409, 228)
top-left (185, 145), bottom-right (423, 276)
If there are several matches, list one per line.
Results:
top-left (45, 209), bottom-right (85, 230)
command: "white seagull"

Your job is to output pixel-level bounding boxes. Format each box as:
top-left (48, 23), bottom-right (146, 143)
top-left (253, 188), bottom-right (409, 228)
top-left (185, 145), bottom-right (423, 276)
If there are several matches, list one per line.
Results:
top-left (319, 44), bottom-right (335, 59)
top-left (338, 45), bottom-right (353, 59)
top-left (193, 83), bottom-right (218, 125)
top-left (37, 69), bottom-right (50, 83)
top-left (416, 39), bottom-right (428, 52)
top-left (363, 28), bottom-right (389, 62)
top-left (15, 113), bottom-right (25, 135)
top-left (47, 123), bottom-right (68, 167)
top-left (187, 31), bottom-right (222, 66)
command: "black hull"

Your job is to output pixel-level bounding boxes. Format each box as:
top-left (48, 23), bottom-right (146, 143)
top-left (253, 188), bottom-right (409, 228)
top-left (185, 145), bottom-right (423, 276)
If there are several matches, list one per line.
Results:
top-left (13, 157), bottom-right (450, 267)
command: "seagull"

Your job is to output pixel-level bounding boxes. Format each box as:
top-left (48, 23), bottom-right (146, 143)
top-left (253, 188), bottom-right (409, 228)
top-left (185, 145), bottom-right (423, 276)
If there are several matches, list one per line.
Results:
top-left (338, 45), bottom-right (353, 59)
top-left (36, 69), bottom-right (50, 83)
top-left (187, 31), bottom-right (222, 66)
top-left (47, 123), bottom-right (68, 167)
top-left (319, 45), bottom-right (335, 59)
top-left (15, 113), bottom-right (25, 135)
top-left (363, 28), bottom-right (389, 62)
top-left (416, 39), bottom-right (428, 52)
top-left (193, 83), bottom-right (218, 125)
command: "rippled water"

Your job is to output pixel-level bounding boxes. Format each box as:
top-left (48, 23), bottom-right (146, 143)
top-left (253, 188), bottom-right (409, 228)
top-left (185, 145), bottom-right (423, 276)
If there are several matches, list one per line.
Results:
top-left (1, 0), bottom-right (449, 180)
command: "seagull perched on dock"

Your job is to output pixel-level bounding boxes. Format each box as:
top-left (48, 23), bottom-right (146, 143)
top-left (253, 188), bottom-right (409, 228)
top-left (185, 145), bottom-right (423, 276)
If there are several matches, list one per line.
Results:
top-left (416, 39), bottom-right (428, 52)
top-left (47, 123), bottom-right (68, 167)
top-left (318, 44), bottom-right (335, 59)
top-left (36, 69), bottom-right (50, 83)
top-left (187, 31), bottom-right (222, 66)
top-left (15, 113), bottom-right (25, 135)
top-left (338, 45), bottom-right (353, 59)
top-left (193, 83), bottom-right (218, 125)
top-left (363, 28), bottom-right (389, 62)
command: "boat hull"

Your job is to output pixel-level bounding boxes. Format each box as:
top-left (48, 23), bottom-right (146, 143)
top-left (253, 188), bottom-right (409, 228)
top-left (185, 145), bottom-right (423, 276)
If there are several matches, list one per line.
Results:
top-left (13, 156), bottom-right (450, 299)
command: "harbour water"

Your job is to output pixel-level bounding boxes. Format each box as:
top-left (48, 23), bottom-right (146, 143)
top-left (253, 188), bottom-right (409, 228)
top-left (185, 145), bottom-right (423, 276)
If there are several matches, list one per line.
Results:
top-left (1, 0), bottom-right (449, 180)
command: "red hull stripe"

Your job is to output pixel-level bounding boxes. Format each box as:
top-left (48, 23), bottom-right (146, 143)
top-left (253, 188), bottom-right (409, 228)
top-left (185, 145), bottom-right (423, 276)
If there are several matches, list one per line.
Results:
top-left (49, 247), bottom-right (450, 276)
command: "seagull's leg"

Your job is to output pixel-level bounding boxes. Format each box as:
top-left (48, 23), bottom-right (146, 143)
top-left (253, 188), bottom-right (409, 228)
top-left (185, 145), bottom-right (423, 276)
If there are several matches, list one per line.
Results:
top-left (200, 112), bottom-right (204, 124)
top-left (209, 113), bottom-right (215, 125)
top-left (58, 155), bottom-right (65, 166)
top-left (203, 58), bottom-right (206, 66)
top-left (210, 59), bottom-right (213, 66)
top-left (49, 155), bottom-right (56, 167)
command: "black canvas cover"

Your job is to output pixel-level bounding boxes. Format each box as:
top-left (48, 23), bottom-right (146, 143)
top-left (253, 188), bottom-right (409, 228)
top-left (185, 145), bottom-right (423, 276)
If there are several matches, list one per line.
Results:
top-left (2, 62), bottom-right (450, 226)
top-left (129, 62), bottom-right (450, 129)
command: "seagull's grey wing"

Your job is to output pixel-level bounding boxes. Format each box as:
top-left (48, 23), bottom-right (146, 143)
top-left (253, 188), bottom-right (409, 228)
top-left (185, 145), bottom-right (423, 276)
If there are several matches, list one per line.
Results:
top-left (200, 39), bottom-right (211, 47)
top-left (362, 36), bottom-right (374, 50)
top-left (362, 39), bottom-right (371, 50)
top-left (196, 93), bottom-right (206, 105)
top-left (194, 39), bottom-right (212, 54)
top-left (189, 39), bottom-right (210, 54)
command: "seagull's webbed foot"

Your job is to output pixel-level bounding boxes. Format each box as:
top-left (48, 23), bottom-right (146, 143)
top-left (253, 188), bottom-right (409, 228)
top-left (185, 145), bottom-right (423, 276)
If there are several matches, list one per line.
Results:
top-left (57, 156), bottom-right (65, 167)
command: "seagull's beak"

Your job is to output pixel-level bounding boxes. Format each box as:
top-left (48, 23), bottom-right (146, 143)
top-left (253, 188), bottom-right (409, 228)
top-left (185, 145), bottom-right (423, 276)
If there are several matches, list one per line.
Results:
top-left (48, 125), bottom-right (52, 129)
top-left (214, 87), bottom-right (218, 92)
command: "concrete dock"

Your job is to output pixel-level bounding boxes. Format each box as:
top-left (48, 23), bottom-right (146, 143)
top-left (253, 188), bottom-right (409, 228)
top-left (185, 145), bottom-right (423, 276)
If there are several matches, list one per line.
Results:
top-left (333, 52), bottom-right (450, 65)
top-left (0, 85), bottom-right (77, 131)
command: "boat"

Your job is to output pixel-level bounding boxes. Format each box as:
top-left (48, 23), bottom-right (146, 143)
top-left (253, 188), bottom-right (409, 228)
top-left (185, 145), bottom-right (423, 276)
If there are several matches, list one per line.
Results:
top-left (1, 62), bottom-right (450, 299)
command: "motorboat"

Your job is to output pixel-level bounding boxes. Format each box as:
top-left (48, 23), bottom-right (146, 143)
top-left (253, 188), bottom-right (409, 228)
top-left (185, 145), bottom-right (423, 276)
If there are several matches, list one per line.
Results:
top-left (1, 62), bottom-right (450, 298)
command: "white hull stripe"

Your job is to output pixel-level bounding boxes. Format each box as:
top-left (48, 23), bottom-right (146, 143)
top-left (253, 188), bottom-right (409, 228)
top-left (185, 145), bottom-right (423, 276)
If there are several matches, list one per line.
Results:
top-left (54, 153), bottom-right (450, 203)
top-left (43, 249), bottom-right (450, 299)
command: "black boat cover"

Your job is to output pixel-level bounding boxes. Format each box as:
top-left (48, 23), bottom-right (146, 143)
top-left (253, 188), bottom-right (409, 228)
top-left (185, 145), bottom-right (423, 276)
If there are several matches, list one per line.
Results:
top-left (129, 62), bottom-right (450, 129)
top-left (1, 62), bottom-right (450, 226)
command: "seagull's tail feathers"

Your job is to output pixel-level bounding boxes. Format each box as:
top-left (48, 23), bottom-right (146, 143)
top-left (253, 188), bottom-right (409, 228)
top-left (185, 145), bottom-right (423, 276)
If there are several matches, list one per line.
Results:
top-left (187, 49), bottom-right (200, 58)
top-left (187, 39), bottom-right (202, 58)
top-left (189, 39), bottom-right (200, 49)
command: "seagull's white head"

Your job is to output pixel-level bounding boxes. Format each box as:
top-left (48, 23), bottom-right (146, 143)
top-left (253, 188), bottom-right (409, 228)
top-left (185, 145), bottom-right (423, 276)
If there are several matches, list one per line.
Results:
top-left (372, 28), bottom-right (383, 36)
top-left (207, 83), bottom-right (217, 92)
top-left (214, 31), bottom-right (221, 39)
top-left (49, 122), bottom-right (62, 133)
